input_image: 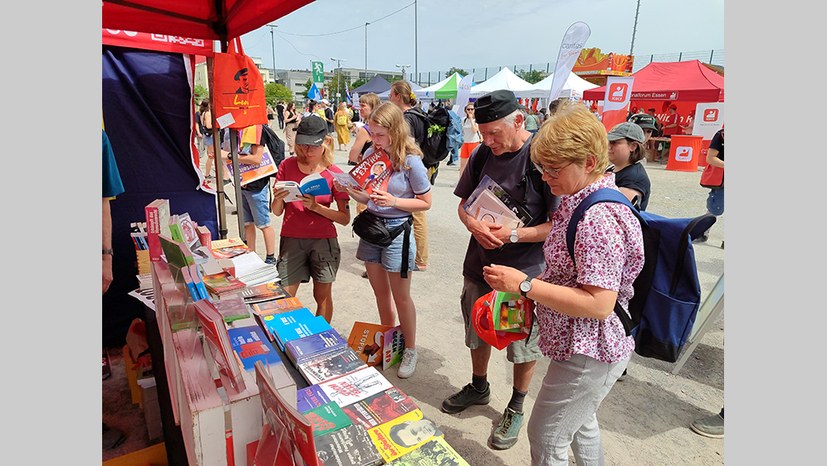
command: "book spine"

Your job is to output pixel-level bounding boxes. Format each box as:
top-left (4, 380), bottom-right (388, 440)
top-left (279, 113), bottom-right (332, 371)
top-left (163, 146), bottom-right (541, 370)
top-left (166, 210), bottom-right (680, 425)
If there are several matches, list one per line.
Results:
top-left (145, 205), bottom-right (162, 262)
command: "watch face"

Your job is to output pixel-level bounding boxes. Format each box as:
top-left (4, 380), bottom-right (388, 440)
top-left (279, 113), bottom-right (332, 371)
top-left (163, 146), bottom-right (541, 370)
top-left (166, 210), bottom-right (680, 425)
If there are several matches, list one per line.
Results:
top-left (520, 280), bottom-right (531, 293)
top-left (511, 232), bottom-right (518, 243)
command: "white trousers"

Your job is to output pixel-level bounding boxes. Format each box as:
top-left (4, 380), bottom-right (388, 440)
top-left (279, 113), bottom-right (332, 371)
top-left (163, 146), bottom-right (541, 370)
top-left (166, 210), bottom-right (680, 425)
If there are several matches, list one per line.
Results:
top-left (528, 354), bottom-right (629, 466)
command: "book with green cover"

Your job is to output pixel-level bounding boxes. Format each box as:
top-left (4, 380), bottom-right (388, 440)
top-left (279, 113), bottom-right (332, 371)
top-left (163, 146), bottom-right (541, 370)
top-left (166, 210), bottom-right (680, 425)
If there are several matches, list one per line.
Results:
top-left (304, 401), bottom-right (352, 437)
top-left (386, 436), bottom-right (470, 466)
top-left (491, 291), bottom-right (534, 333)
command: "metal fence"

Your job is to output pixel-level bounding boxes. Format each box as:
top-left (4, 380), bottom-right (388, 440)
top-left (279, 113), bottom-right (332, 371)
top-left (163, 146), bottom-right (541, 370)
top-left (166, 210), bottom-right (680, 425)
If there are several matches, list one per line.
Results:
top-left (408, 49), bottom-right (724, 87)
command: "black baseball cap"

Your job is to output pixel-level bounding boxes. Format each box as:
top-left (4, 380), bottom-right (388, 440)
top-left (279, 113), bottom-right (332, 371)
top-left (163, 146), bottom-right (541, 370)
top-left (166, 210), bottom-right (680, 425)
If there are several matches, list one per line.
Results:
top-left (295, 116), bottom-right (327, 146)
top-left (630, 113), bottom-right (659, 131)
top-left (474, 90), bottom-right (522, 124)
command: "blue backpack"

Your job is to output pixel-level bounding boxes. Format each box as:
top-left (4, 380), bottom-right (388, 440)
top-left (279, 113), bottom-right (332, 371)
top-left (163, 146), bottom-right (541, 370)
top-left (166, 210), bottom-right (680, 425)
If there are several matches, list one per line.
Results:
top-left (566, 188), bottom-right (716, 362)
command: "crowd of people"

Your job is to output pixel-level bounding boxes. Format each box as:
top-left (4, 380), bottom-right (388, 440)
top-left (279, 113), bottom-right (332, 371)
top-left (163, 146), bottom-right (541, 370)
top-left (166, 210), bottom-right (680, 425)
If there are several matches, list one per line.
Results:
top-left (188, 88), bottom-right (723, 463)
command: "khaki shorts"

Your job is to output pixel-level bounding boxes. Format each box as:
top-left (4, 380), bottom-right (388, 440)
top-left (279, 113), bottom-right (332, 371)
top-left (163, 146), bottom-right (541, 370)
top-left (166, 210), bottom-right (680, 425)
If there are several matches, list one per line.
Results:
top-left (276, 237), bottom-right (341, 285)
top-left (460, 277), bottom-right (543, 364)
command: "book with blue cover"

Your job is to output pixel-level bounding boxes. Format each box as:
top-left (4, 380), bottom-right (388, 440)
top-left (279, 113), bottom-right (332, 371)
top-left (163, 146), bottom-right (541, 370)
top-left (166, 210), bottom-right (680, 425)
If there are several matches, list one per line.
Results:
top-left (297, 384), bottom-right (331, 413)
top-left (260, 308), bottom-right (333, 351)
top-left (227, 325), bottom-right (282, 371)
top-left (284, 328), bottom-right (348, 366)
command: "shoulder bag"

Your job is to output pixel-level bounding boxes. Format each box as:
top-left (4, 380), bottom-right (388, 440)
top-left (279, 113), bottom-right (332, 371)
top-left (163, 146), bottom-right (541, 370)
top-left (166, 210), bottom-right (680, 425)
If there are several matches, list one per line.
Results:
top-left (699, 164), bottom-right (724, 188)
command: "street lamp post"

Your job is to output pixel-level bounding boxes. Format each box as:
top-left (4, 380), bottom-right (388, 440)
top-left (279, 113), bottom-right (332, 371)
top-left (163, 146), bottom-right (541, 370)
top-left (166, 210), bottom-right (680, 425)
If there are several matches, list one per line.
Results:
top-left (330, 57), bottom-right (346, 104)
top-left (630, 0), bottom-right (640, 56)
top-left (266, 24), bottom-right (277, 83)
top-left (396, 64), bottom-right (410, 81)
top-left (364, 22), bottom-right (370, 78)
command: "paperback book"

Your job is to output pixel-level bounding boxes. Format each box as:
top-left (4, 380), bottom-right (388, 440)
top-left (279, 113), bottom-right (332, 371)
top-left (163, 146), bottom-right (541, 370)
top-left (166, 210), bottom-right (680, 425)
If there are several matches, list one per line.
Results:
top-left (347, 321), bottom-right (405, 370)
top-left (304, 402), bottom-right (352, 437)
top-left (386, 436), bottom-right (469, 466)
top-left (211, 244), bottom-right (250, 259)
top-left (314, 423), bottom-right (384, 466)
top-left (251, 296), bottom-right (306, 317)
top-left (367, 409), bottom-right (443, 463)
top-left (261, 308), bottom-right (333, 351)
top-left (212, 292), bottom-right (250, 323)
top-left (240, 280), bottom-right (289, 304)
top-left (462, 174), bottom-right (533, 227)
top-left (227, 325), bottom-right (282, 371)
top-left (274, 172), bottom-right (332, 202)
top-left (317, 366), bottom-right (393, 408)
top-left (341, 387), bottom-right (419, 430)
top-left (194, 300), bottom-right (246, 392)
top-left (201, 270), bottom-right (246, 297)
top-left (145, 198), bottom-right (171, 262)
top-left (297, 384), bottom-right (332, 414)
top-left (285, 329), bottom-right (348, 366)
top-left (168, 212), bottom-right (202, 250)
top-left (298, 347), bottom-right (367, 385)
top-left (331, 149), bottom-right (392, 195)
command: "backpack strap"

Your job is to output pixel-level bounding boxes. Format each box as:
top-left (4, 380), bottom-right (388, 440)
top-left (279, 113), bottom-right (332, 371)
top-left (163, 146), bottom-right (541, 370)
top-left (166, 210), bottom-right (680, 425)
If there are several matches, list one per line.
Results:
top-left (565, 187), bottom-right (643, 336)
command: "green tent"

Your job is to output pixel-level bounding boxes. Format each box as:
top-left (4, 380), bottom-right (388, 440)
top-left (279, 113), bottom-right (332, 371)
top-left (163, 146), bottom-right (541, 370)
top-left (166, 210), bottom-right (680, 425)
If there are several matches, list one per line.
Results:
top-left (414, 73), bottom-right (464, 100)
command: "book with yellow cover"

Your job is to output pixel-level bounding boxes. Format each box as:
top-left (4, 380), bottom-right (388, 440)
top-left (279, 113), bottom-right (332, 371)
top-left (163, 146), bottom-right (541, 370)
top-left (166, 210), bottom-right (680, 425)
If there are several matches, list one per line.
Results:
top-left (367, 409), bottom-right (443, 463)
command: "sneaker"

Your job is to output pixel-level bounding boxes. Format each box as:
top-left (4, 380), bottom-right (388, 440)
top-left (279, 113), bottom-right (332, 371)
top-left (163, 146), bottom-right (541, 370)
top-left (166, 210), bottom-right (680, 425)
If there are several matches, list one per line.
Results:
top-left (690, 412), bottom-right (724, 438)
top-left (490, 407), bottom-right (525, 450)
top-left (617, 368), bottom-right (628, 381)
top-left (442, 383), bottom-right (491, 414)
top-left (397, 348), bottom-right (418, 379)
top-left (361, 270), bottom-right (369, 279)
top-left (264, 256), bottom-right (277, 265)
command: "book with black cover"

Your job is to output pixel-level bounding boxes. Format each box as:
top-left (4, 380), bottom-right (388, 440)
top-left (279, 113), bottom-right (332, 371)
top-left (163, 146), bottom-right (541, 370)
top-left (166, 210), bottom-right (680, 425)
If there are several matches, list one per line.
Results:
top-left (298, 347), bottom-right (367, 385)
top-left (314, 423), bottom-right (384, 466)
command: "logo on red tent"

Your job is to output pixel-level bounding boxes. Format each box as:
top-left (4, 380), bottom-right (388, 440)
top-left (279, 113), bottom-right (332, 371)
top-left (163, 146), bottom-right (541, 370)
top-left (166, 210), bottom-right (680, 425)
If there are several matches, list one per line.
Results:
top-left (608, 83), bottom-right (628, 103)
top-left (703, 109), bottom-right (719, 122)
top-left (675, 146), bottom-right (693, 162)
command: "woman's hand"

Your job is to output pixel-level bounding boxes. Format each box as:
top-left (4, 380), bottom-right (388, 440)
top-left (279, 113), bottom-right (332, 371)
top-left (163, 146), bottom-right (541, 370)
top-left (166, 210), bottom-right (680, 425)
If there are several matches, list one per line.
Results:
top-left (369, 188), bottom-right (397, 208)
top-left (482, 264), bottom-right (525, 294)
top-left (300, 194), bottom-right (318, 211)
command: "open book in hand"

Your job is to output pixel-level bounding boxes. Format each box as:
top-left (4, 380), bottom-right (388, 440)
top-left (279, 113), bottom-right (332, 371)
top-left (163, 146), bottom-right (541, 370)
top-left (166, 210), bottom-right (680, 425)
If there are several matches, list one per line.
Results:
top-left (331, 149), bottom-right (392, 195)
top-left (463, 175), bottom-right (532, 229)
top-left (274, 172), bottom-right (331, 203)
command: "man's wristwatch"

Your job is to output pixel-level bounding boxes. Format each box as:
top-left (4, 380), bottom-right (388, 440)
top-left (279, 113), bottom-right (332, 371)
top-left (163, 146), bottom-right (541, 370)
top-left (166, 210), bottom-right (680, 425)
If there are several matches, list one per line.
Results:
top-left (102, 248), bottom-right (114, 256)
top-left (509, 228), bottom-right (519, 244)
top-left (519, 275), bottom-right (533, 298)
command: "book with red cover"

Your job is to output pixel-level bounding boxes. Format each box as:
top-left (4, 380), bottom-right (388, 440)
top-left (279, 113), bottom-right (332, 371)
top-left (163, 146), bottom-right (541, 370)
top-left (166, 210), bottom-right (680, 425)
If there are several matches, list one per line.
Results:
top-left (341, 387), bottom-right (418, 430)
top-left (241, 280), bottom-right (289, 304)
top-left (331, 149), bottom-right (392, 195)
top-left (145, 199), bottom-right (170, 262)
top-left (250, 296), bottom-right (305, 317)
top-left (227, 325), bottom-right (282, 371)
top-left (194, 300), bottom-right (246, 393)
top-left (254, 361), bottom-right (320, 466)
top-left (202, 270), bottom-right (247, 297)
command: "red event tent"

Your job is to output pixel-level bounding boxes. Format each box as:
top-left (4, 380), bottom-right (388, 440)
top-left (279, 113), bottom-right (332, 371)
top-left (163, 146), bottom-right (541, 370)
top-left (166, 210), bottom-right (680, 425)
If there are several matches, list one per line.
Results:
top-left (583, 60), bottom-right (724, 103)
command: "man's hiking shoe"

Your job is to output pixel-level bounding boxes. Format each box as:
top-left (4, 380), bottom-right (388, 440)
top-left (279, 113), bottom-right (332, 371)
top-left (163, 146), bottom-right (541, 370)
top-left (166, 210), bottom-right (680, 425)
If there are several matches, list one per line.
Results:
top-left (442, 383), bottom-right (490, 414)
top-left (490, 407), bottom-right (524, 450)
top-left (690, 412), bottom-right (724, 438)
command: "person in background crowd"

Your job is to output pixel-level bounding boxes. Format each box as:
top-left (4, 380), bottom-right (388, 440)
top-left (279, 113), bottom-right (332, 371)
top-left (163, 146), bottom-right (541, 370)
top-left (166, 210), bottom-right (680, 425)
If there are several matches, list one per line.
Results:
top-left (349, 93), bottom-right (381, 167)
top-left (389, 80), bottom-right (432, 272)
top-left (221, 124), bottom-right (277, 264)
top-left (661, 104), bottom-right (681, 137)
top-left (447, 90), bottom-right (559, 451)
top-left (267, 104), bottom-right (275, 126)
top-left (334, 102), bottom-right (432, 379)
top-left (459, 103), bottom-right (481, 175)
top-left (482, 100), bottom-right (644, 464)
top-left (304, 100), bottom-right (317, 118)
top-left (548, 98), bottom-right (566, 116)
top-left (283, 102), bottom-right (300, 156)
top-left (276, 100), bottom-right (286, 129)
top-left (195, 101), bottom-right (206, 160)
top-left (694, 127), bottom-right (724, 247)
top-left (446, 105), bottom-right (463, 166)
top-left (524, 108), bottom-right (540, 134)
top-left (334, 102), bottom-right (353, 151)
top-left (322, 99), bottom-right (335, 134)
top-left (628, 111), bottom-right (661, 163)
top-left (606, 122), bottom-right (651, 211)
top-left (271, 117), bottom-right (350, 323)
top-left (200, 100), bottom-right (217, 180)
top-left (681, 109), bottom-right (696, 135)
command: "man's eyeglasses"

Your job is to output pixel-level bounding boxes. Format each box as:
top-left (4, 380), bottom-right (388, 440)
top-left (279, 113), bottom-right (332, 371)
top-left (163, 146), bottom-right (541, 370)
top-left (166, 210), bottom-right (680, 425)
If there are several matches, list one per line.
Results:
top-left (533, 161), bottom-right (572, 178)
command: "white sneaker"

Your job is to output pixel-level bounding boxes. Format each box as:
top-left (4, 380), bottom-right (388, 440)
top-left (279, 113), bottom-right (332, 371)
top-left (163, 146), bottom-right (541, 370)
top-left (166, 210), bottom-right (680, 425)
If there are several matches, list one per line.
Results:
top-left (397, 348), bottom-right (418, 379)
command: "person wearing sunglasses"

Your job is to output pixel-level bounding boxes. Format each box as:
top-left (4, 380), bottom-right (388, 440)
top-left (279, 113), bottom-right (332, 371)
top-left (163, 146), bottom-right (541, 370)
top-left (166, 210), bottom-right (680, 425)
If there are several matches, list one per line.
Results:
top-left (459, 104), bottom-right (481, 175)
top-left (482, 100), bottom-right (645, 464)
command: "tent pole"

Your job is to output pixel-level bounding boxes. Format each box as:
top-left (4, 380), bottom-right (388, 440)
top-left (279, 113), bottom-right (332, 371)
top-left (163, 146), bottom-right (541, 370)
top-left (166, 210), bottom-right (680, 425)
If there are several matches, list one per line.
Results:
top-left (207, 55), bottom-right (229, 239)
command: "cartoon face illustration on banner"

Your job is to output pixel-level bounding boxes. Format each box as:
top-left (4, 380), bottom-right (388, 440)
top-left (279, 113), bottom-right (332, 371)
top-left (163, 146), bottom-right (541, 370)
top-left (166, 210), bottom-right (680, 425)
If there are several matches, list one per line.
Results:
top-left (234, 68), bottom-right (250, 94)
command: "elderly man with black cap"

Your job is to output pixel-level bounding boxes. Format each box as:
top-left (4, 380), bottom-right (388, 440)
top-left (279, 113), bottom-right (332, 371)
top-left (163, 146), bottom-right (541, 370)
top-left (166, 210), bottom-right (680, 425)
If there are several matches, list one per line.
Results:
top-left (446, 89), bottom-right (559, 450)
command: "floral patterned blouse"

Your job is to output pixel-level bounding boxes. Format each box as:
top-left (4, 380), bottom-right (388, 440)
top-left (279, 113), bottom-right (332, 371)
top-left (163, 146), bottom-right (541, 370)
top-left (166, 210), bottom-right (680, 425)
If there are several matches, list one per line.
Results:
top-left (536, 174), bottom-right (645, 363)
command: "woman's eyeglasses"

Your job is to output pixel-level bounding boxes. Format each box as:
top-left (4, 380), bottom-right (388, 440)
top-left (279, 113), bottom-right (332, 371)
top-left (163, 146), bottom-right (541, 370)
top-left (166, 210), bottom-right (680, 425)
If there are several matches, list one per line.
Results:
top-left (533, 161), bottom-right (572, 178)
top-left (465, 108), bottom-right (474, 112)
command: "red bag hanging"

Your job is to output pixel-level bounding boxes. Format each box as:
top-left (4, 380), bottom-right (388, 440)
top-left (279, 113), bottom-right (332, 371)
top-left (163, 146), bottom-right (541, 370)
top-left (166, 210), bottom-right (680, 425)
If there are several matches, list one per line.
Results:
top-left (212, 38), bottom-right (268, 129)
top-left (699, 164), bottom-right (724, 188)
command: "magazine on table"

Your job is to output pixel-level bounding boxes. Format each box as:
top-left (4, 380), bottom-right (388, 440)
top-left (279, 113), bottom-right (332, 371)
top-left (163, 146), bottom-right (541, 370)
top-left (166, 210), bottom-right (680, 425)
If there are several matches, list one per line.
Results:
top-left (463, 174), bottom-right (533, 227)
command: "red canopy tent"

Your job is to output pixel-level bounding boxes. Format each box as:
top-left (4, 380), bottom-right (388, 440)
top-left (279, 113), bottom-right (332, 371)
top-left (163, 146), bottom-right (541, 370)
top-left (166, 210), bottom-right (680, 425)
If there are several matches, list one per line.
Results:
top-left (583, 60), bottom-right (724, 122)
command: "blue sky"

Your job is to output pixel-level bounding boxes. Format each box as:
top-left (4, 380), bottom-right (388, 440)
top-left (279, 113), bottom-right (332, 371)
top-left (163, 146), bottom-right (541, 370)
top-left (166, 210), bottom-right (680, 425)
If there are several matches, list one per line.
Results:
top-left (240, 0), bottom-right (724, 77)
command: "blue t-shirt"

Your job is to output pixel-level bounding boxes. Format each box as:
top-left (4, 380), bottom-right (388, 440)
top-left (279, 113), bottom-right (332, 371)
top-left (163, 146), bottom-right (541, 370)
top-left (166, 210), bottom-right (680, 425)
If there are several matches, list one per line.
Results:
top-left (103, 130), bottom-right (124, 198)
top-left (364, 151), bottom-right (431, 218)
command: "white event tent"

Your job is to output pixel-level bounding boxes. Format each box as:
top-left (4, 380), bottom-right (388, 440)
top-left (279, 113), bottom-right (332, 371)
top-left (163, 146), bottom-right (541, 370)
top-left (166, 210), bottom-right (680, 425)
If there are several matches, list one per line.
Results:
top-left (468, 67), bottom-right (534, 98)
top-left (522, 71), bottom-right (599, 99)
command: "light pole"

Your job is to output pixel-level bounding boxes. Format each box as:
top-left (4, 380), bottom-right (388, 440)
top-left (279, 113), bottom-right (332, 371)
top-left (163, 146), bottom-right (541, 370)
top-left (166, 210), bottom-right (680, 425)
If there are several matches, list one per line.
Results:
top-left (266, 24), bottom-right (277, 83)
top-left (630, 0), bottom-right (640, 56)
top-left (414, 0), bottom-right (418, 84)
top-left (330, 57), bottom-right (346, 104)
top-left (364, 22), bottom-right (370, 78)
top-left (396, 64), bottom-right (410, 81)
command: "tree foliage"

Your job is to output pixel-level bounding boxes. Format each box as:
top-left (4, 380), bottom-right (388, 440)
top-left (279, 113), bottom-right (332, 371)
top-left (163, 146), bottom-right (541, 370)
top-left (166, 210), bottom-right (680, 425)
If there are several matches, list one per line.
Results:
top-left (194, 85), bottom-right (208, 104)
top-left (515, 69), bottom-right (547, 84)
top-left (265, 82), bottom-right (293, 106)
top-left (445, 67), bottom-right (468, 78)
top-left (351, 78), bottom-right (367, 90)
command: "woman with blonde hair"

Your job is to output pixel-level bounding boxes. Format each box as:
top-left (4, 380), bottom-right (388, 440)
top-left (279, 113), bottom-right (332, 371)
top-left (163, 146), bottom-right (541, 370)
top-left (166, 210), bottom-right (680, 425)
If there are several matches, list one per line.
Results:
top-left (348, 92), bottom-right (382, 166)
top-left (482, 101), bottom-right (644, 464)
top-left (335, 102), bottom-right (432, 379)
top-left (271, 117), bottom-right (351, 323)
